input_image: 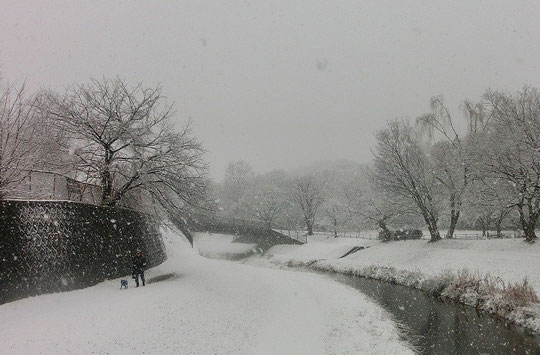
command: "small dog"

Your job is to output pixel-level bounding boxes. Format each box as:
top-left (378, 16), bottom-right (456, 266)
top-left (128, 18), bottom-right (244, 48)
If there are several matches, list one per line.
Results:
top-left (120, 279), bottom-right (129, 289)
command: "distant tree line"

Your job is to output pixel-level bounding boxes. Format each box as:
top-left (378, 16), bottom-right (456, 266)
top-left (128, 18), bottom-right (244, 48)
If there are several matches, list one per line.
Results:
top-left (0, 74), bottom-right (210, 218)
top-left (217, 87), bottom-right (540, 243)
top-left (214, 159), bottom-right (395, 238)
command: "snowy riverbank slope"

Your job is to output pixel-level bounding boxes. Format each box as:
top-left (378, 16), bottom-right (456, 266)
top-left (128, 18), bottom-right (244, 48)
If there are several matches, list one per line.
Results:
top-left (0, 227), bottom-right (412, 354)
top-left (265, 238), bottom-right (540, 292)
top-left (193, 231), bottom-right (258, 259)
top-left (259, 237), bottom-right (540, 333)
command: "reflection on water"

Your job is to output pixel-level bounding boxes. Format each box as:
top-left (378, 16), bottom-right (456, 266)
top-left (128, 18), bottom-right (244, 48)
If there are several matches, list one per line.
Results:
top-left (330, 273), bottom-right (540, 354)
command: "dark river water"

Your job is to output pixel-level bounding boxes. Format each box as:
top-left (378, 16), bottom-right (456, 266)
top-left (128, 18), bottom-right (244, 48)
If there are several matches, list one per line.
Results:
top-left (329, 273), bottom-right (540, 355)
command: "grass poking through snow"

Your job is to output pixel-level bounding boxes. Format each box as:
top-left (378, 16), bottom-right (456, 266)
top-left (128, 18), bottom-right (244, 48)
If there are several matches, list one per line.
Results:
top-left (277, 258), bottom-right (540, 334)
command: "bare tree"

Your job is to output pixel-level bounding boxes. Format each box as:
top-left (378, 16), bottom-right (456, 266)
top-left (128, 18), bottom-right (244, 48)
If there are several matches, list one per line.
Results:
top-left (291, 174), bottom-right (325, 236)
top-left (463, 177), bottom-right (514, 237)
top-left (429, 140), bottom-right (470, 238)
top-left (0, 80), bottom-right (60, 199)
top-left (345, 184), bottom-right (394, 239)
top-left (44, 77), bottom-right (208, 212)
top-left (248, 171), bottom-right (290, 226)
top-left (250, 186), bottom-right (285, 226)
top-left (221, 160), bottom-right (255, 217)
top-left (344, 169), bottom-right (418, 241)
top-left (133, 124), bottom-right (210, 215)
top-left (481, 87), bottom-right (540, 243)
top-left (323, 196), bottom-right (349, 238)
top-left (416, 96), bottom-right (471, 238)
top-left (372, 119), bottom-right (442, 242)
top-left (276, 201), bottom-right (304, 232)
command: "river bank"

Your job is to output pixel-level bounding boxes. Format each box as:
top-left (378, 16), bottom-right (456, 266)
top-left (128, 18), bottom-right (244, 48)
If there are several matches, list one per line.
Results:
top-left (252, 237), bottom-right (540, 334)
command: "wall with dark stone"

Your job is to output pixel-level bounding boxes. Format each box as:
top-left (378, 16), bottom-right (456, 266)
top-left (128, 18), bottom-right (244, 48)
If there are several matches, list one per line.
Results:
top-left (0, 200), bottom-right (166, 304)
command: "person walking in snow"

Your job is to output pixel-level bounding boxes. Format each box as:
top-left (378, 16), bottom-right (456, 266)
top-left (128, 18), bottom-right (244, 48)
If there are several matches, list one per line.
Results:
top-left (132, 249), bottom-right (147, 287)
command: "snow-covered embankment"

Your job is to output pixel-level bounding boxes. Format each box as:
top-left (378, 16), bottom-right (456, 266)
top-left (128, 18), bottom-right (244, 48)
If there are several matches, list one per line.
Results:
top-left (0, 227), bottom-right (412, 354)
top-left (260, 238), bottom-right (540, 334)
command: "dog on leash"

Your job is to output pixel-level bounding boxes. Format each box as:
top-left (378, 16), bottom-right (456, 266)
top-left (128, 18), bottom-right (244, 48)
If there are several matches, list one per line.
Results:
top-left (120, 279), bottom-right (129, 289)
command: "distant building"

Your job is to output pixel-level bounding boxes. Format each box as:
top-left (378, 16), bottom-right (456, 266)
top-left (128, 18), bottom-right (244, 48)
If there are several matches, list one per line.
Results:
top-left (7, 170), bottom-right (102, 204)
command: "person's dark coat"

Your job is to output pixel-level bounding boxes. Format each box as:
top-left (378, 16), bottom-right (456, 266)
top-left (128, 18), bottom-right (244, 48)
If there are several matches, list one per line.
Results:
top-left (132, 254), bottom-right (147, 274)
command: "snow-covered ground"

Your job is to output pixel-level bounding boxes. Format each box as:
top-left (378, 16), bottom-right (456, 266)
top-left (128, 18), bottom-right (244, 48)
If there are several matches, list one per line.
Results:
top-left (0, 227), bottom-right (412, 354)
top-left (193, 232), bottom-right (258, 259)
top-left (265, 237), bottom-right (540, 292)
top-left (257, 236), bottom-right (540, 333)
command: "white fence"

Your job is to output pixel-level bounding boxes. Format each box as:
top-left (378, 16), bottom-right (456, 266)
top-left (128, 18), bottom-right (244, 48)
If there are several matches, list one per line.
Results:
top-left (273, 229), bottom-right (528, 242)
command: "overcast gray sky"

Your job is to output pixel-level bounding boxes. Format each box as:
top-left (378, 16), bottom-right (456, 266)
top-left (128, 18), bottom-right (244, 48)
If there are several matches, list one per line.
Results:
top-left (2, 1), bottom-right (540, 180)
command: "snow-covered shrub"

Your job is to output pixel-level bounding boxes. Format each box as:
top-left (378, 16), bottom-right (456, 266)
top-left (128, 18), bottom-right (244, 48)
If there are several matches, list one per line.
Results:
top-left (440, 269), bottom-right (539, 319)
top-left (501, 278), bottom-right (538, 311)
top-left (420, 270), bottom-right (454, 296)
top-left (392, 269), bottom-right (423, 288)
top-left (394, 229), bottom-right (423, 240)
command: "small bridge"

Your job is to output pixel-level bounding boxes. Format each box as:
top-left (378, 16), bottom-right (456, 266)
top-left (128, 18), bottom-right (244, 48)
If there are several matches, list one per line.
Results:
top-left (179, 213), bottom-right (304, 251)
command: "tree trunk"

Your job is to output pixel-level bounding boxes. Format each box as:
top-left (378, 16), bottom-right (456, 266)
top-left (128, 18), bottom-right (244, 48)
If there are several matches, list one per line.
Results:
top-left (422, 210), bottom-right (441, 242)
top-left (481, 221), bottom-right (487, 237)
top-left (495, 214), bottom-right (504, 238)
top-left (104, 194), bottom-right (121, 207)
top-left (446, 193), bottom-right (462, 239)
top-left (378, 219), bottom-right (393, 242)
top-left (523, 223), bottom-right (537, 243)
top-left (333, 218), bottom-right (338, 238)
top-left (427, 224), bottom-right (441, 242)
top-left (446, 210), bottom-right (460, 239)
top-left (101, 148), bottom-right (114, 205)
top-left (496, 222), bottom-right (502, 238)
top-left (101, 170), bottom-right (113, 205)
top-left (306, 220), bottom-right (314, 236)
top-left (518, 205), bottom-right (538, 243)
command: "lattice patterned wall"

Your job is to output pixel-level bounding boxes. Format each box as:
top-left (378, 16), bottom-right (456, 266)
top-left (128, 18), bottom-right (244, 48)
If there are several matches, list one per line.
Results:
top-left (0, 200), bottom-right (167, 304)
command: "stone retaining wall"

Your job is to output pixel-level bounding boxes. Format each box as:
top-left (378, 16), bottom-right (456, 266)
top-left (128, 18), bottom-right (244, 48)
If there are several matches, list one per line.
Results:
top-left (0, 200), bottom-right (166, 304)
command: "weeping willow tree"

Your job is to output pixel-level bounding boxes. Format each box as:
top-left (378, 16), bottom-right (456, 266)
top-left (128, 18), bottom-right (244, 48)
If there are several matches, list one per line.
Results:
top-left (415, 95), bottom-right (472, 239)
top-left (461, 99), bottom-right (490, 134)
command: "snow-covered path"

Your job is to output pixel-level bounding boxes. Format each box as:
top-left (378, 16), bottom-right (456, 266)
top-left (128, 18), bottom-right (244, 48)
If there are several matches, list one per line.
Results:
top-left (0, 229), bottom-right (411, 354)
